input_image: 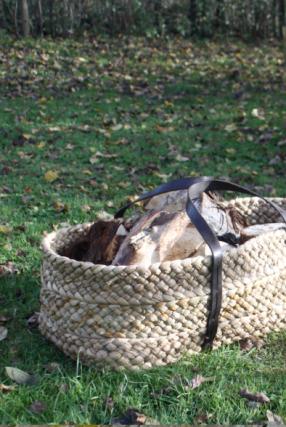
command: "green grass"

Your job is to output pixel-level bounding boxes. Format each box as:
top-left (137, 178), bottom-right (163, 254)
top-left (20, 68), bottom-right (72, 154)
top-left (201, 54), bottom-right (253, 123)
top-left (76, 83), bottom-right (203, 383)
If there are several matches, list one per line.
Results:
top-left (0, 35), bottom-right (286, 424)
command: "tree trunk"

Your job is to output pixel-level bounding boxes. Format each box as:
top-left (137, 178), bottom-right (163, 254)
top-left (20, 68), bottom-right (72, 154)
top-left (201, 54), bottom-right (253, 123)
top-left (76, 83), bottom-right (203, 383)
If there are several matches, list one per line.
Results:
top-left (37, 0), bottom-right (43, 36)
top-left (20, 0), bottom-right (29, 36)
top-left (153, 0), bottom-right (162, 32)
top-left (278, 0), bottom-right (285, 38)
top-left (189, 0), bottom-right (197, 35)
top-left (48, 0), bottom-right (55, 37)
top-left (214, 0), bottom-right (224, 31)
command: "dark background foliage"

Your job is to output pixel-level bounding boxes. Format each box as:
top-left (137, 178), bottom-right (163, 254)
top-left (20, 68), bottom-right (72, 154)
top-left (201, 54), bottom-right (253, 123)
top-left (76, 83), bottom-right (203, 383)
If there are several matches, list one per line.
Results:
top-left (0, 0), bottom-right (285, 39)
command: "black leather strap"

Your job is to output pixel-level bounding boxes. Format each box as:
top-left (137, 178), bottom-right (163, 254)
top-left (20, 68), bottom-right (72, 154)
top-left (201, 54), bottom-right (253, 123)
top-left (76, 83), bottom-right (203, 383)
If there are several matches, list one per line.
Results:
top-left (115, 177), bottom-right (286, 349)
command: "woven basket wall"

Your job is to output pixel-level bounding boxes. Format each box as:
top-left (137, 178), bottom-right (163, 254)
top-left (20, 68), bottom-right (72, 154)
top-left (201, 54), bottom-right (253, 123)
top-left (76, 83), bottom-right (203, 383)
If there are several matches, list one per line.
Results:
top-left (39, 197), bottom-right (286, 370)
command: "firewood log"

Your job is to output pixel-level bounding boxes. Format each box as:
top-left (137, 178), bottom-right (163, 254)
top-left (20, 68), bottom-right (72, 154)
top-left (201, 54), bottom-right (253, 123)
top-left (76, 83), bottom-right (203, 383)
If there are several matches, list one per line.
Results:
top-left (112, 192), bottom-right (246, 267)
top-left (82, 219), bottom-right (127, 265)
top-left (240, 223), bottom-right (286, 244)
top-left (195, 241), bottom-right (234, 257)
top-left (144, 189), bottom-right (188, 212)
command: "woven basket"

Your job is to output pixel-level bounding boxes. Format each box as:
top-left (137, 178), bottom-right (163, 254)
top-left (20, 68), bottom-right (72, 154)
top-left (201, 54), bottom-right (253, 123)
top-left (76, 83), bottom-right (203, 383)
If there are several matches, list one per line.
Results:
top-left (39, 196), bottom-right (286, 370)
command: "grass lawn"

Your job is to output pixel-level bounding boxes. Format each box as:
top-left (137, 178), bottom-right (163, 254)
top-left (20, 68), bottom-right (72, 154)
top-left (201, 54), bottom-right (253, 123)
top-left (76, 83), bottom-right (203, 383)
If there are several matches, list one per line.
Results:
top-left (0, 35), bottom-right (286, 424)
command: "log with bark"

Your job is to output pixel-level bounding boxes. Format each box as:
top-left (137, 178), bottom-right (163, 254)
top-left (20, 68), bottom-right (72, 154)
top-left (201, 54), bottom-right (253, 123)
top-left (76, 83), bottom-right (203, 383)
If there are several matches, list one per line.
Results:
top-left (63, 191), bottom-right (285, 267)
top-left (112, 192), bottom-right (246, 267)
top-left (239, 223), bottom-right (286, 244)
top-left (61, 219), bottom-right (127, 265)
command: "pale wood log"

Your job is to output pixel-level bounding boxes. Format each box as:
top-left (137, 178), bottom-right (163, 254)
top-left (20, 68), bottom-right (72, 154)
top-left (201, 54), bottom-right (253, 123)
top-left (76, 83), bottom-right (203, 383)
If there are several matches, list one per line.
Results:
top-left (195, 241), bottom-right (233, 257)
top-left (240, 223), bottom-right (286, 244)
top-left (144, 189), bottom-right (188, 212)
top-left (113, 193), bottom-right (246, 267)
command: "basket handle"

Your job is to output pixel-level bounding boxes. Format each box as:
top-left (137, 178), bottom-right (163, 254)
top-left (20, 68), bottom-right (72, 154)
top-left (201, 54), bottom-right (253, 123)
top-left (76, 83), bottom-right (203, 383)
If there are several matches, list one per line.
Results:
top-left (115, 177), bottom-right (286, 349)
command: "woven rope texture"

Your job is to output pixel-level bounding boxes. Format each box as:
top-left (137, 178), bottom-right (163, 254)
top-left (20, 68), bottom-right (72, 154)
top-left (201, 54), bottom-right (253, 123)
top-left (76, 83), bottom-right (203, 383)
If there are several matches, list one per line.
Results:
top-left (39, 197), bottom-right (286, 370)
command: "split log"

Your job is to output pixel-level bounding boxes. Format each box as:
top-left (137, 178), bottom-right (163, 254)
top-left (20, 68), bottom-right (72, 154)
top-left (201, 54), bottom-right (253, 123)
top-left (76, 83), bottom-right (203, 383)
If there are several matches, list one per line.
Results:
top-left (113, 192), bottom-right (246, 267)
top-left (195, 241), bottom-right (234, 257)
top-left (144, 189), bottom-right (188, 212)
top-left (62, 220), bottom-right (127, 265)
top-left (83, 220), bottom-right (127, 264)
top-left (240, 223), bottom-right (286, 244)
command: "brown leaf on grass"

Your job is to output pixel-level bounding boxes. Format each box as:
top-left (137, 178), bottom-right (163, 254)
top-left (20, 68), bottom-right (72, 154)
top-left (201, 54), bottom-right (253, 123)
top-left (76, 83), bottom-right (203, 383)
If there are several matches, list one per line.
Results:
top-left (239, 388), bottom-right (270, 403)
top-left (0, 262), bottom-right (17, 277)
top-left (0, 225), bottom-right (12, 234)
top-left (0, 384), bottom-right (16, 393)
top-left (44, 170), bottom-right (59, 183)
top-left (156, 125), bottom-right (175, 133)
top-left (0, 315), bottom-right (10, 324)
top-left (175, 153), bottom-right (189, 162)
top-left (112, 408), bottom-right (147, 425)
top-left (104, 396), bottom-right (114, 411)
top-left (29, 400), bottom-right (47, 414)
top-left (81, 204), bottom-right (91, 213)
top-left (0, 327), bottom-right (8, 341)
top-left (239, 338), bottom-right (265, 351)
top-left (89, 151), bottom-right (118, 164)
top-left (44, 362), bottom-right (60, 373)
top-left (59, 383), bottom-right (69, 393)
top-left (194, 412), bottom-right (211, 424)
top-left (27, 312), bottom-right (39, 328)
top-left (5, 367), bottom-right (38, 385)
top-left (266, 410), bottom-right (284, 425)
top-left (186, 375), bottom-right (215, 390)
top-left (53, 201), bottom-right (69, 213)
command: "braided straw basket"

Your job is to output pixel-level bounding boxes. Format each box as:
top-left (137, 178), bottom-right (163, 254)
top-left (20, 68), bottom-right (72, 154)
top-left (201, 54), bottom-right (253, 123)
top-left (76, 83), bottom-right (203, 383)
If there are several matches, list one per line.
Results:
top-left (39, 196), bottom-right (286, 370)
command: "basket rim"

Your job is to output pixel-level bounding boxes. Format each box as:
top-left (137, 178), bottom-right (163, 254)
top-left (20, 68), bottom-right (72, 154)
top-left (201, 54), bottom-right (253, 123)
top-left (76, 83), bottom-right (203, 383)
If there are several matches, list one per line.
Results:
top-left (41, 225), bottom-right (213, 272)
top-left (41, 196), bottom-right (286, 273)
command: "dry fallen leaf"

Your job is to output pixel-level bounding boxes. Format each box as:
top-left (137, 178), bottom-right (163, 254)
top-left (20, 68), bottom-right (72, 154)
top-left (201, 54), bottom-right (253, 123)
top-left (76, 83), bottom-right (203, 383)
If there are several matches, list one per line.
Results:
top-left (266, 410), bottom-right (284, 425)
top-left (112, 408), bottom-right (147, 425)
top-left (0, 315), bottom-right (10, 324)
top-left (44, 362), bottom-right (60, 373)
top-left (187, 374), bottom-right (215, 390)
top-left (5, 367), bottom-right (38, 385)
top-left (89, 151), bottom-right (118, 164)
top-left (0, 383), bottom-right (16, 393)
top-left (44, 170), bottom-right (59, 183)
top-left (0, 262), bottom-right (18, 277)
top-left (239, 338), bottom-right (264, 351)
top-left (53, 201), bottom-right (69, 213)
top-left (111, 123), bottom-right (123, 131)
top-left (29, 400), bottom-right (47, 414)
top-left (175, 154), bottom-right (189, 162)
top-left (81, 204), bottom-right (91, 213)
top-left (0, 225), bottom-right (12, 234)
top-left (239, 388), bottom-right (270, 403)
top-left (27, 312), bottom-right (39, 328)
top-left (156, 125), bottom-right (174, 133)
top-left (224, 123), bottom-right (237, 132)
top-left (104, 396), bottom-right (115, 410)
top-left (0, 327), bottom-right (8, 341)
top-left (251, 108), bottom-right (265, 120)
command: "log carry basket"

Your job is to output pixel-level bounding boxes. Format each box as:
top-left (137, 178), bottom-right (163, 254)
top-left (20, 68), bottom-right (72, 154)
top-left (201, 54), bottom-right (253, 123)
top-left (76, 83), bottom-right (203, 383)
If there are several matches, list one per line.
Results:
top-left (39, 177), bottom-right (286, 369)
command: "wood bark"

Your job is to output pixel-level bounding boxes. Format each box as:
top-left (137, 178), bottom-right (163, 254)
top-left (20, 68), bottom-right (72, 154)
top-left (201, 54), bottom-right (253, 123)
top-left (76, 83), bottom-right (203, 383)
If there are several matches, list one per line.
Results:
top-left (61, 220), bottom-right (127, 265)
